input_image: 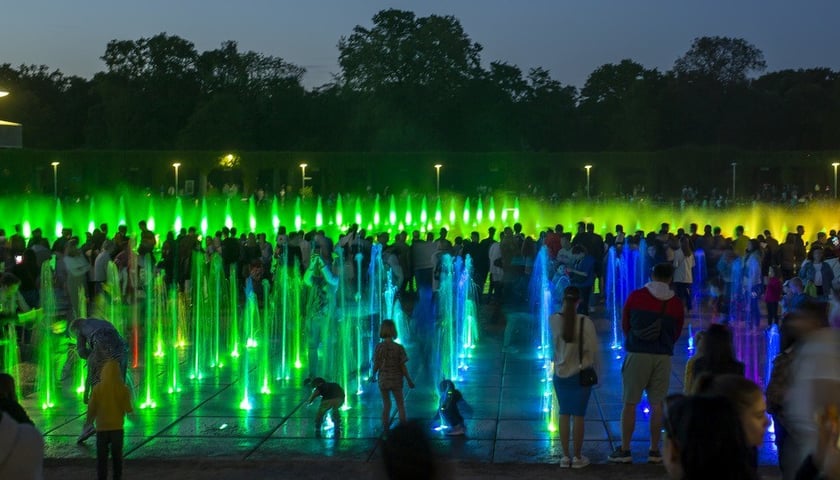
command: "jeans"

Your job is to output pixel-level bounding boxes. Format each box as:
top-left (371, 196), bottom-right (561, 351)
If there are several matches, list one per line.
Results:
top-left (674, 282), bottom-right (692, 311)
top-left (97, 429), bottom-right (124, 480)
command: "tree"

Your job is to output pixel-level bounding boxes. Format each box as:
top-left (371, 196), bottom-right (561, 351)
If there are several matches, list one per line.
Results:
top-left (338, 9), bottom-right (482, 94)
top-left (92, 33), bottom-right (201, 148)
top-left (673, 36), bottom-right (766, 85)
top-left (521, 67), bottom-right (578, 151)
top-left (579, 60), bottom-right (663, 149)
top-left (337, 9), bottom-right (484, 149)
top-left (0, 63), bottom-right (89, 148)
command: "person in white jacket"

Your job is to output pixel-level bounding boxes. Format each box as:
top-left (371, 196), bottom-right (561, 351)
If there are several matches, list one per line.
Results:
top-left (0, 411), bottom-right (44, 479)
top-left (488, 235), bottom-right (504, 304)
top-left (672, 237), bottom-right (695, 312)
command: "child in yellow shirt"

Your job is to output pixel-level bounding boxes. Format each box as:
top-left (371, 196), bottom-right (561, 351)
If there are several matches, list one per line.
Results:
top-left (86, 359), bottom-right (133, 480)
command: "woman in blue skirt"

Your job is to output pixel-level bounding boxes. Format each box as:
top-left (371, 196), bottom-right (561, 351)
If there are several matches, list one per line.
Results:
top-left (550, 286), bottom-right (600, 469)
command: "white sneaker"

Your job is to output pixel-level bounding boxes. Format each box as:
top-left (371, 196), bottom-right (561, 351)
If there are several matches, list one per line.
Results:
top-left (559, 456), bottom-right (572, 468)
top-left (572, 455), bottom-right (590, 469)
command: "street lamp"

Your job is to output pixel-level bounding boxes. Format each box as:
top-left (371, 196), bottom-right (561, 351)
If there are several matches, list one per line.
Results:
top-left (0, 91), bottom-right (8, 98)
top-left (300, 163), bottom-right (308, 190)
top-left (172, 163), bottom-right (181, 196)
top-left (731, 162), bottom-right (737, 200)
top-left (434, 164), bottom-right (442, 197)
top-left (51, 162), bottom-right (59, 199)
top-left (833, 163), bottom-right (839, 200)
top-left (584, 165), bottom-right (592, 200)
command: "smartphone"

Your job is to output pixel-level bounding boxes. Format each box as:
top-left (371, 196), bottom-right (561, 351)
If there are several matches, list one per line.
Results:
top-left (14, 255), bottom-right (22, 264)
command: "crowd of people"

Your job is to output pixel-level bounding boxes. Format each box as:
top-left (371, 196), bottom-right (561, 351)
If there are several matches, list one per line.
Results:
top-left (1, 215), bottom-right (840, 479)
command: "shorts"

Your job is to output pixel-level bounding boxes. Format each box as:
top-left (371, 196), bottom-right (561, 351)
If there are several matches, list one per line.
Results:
top-left (621, 352), bottom-right (672, 404)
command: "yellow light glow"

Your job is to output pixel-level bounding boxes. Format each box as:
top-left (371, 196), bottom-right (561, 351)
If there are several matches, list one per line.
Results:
top-left (0, 91), bottom-right (8, 98)
top-left (584, 165), bottom-right (592, 170)
top-left (172, 162), bottom-right (181, 168)
top-left (434, 164), bottom-right (442, 169)
top-left (299, 163), bottom-right (308, 168)
top-left (219, 154), bottom-right (239, 168)
top-left (51, 162), bottom-right (60, 167)
top-left (833, 163), bottom-right (839, 167)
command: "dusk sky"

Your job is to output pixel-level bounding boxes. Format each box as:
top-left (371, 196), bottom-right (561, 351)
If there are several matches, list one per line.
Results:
top-left (1, 0), bottom-right (839, 90)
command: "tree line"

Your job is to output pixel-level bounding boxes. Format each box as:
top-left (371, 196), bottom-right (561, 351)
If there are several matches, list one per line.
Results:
top-left (0, 9), bottom-right (838, 152)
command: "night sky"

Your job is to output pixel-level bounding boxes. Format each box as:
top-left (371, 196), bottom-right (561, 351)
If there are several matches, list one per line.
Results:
top-left (1, 0), bottom-right (838, 90)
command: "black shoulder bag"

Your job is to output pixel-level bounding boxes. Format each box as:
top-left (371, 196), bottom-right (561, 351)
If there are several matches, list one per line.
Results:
top-left (578, 316), bottom-right (598, 387)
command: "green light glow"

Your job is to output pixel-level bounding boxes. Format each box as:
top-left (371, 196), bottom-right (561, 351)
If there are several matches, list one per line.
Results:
top-left (249, 196), bottom-right (257, 233)
top-left (118, 196), bottom-right (126, 228)
top-left (434, 197), bottom-right (442, 224)
top-left (271, 197), bottom-right (280, 232)
top-left (224, 197), bottom-right (233, 229)
top-left (373, 194), bottom-right (381, 227)
top-left (37, 261), bottom-right (58, 409)
top-left (200, 197), bottom-right (209, 236)
top-left (336, 194), bottom-right (343, 227)
top-left (513, 197), bottom-right (520, 222)
top-left (294, 197), bottom-right (302, 231)
top-left (141, 256), bottom-right (158, 409)
top-left (54, 199), bottom-right (63, 238)
top-left (22, 200), bottom-right (31, 238)
top-left (463, 197), bottom-right (471, 224)
top-left (147, 198), bottom-right (156, 233)
top-left (88, 197), bottom-right (96, 234)
top-left (316, 196), bottom-right (324, 228)
top-left (389, 195), bottom-right (397, 225)
top-left (174, 197), bottom-right (183, 234)
top-left (488, 196), bottom-right (496, 223)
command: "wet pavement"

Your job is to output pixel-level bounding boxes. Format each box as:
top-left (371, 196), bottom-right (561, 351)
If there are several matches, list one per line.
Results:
top-left (33, 301), bottom-right (781, 479)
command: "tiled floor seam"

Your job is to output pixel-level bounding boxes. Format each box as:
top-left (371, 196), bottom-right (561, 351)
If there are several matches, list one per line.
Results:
top-left (490, 346), bottom-right (507, 463)
top-left (123, 367), bottom-right (245, 458)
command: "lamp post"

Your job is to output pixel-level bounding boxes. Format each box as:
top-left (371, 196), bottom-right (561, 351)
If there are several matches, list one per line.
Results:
top-left (434, 164), bottom-right (442, 197)
top-left (584, 165), bottom-right (592, 200)
top-left (51, 162), bottom-right (59, 199)
top-left (300, 163), bottom-right (308, 190)
top-left (0, 90), bottom-right (8, 98)
top-left (731, 162), bottom-right (737, 200)
top-left (833, 163), bottom-right (840, 200)
top-left (172, 163), bottom-right (181, 196)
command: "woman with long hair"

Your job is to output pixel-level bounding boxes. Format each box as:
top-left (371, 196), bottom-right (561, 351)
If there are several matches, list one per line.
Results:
top-left (690, 324), bottom-right (745, 383)
top-left (692, 374), bottom-right (770, 470)
top-left (549, 286), bottom-right (600, 469)
top-left (662, 394), bottom-right (759, 480)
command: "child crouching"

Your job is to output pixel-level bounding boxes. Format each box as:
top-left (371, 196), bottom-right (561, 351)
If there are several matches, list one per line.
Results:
top-left (436, 379), bottom-right (471, 436)
top-left (307, 377), bottom-right (344, 438)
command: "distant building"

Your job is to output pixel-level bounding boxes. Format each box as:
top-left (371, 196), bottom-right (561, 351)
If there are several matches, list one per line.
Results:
top-left (0, 120), bottom-right (22, 148)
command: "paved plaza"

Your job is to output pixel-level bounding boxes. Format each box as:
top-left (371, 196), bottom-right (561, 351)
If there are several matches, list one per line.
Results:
top-left (32, 302), bottom-right (781, 479)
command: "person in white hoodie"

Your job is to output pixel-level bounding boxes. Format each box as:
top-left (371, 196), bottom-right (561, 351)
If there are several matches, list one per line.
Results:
top-left (63, 238), bottom-right (91, 320)
top-left (0, 411), bottom-right (44, 479)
